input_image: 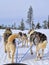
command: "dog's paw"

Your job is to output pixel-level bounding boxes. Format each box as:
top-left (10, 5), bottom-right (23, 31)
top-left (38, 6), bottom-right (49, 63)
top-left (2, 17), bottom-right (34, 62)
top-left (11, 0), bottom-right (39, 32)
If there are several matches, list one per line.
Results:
top-left (31, 52), bottom-right (33, 55)
top-left (39, 54), bottom-right (42, 59)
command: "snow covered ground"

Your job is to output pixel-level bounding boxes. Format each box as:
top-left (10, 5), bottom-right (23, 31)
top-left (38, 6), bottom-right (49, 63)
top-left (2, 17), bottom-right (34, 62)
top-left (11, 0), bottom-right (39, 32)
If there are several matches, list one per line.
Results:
top-left (0, 29), bottom-right (49, 65)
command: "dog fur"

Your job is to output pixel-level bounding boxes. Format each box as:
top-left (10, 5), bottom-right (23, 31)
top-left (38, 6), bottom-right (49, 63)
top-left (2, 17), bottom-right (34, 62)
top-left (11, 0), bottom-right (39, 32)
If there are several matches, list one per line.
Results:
top-left (18, 32), bottom-right (28, 47)
top-left (3, 28), bottom-right (12, 53)
top-left (6, 34), bottom-right (19, 63)
top-left (28, 30), bottom-right (47, 60)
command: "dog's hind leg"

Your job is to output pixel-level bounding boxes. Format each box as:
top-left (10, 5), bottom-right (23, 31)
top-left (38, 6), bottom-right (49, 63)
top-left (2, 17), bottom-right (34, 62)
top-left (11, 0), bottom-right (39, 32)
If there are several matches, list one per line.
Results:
top-left (7, 51), bottom-right (11, 59)
top-left (4, 42), bottom-right (7, 53)
top-left (30, 42), bottom-right (33, 55)
top-left (26, 39), bottom-right (28, 47)
top-left (12, 52), bottom-right (14, 63)
top-left (11, 49), bottom-right (15, 63)
top-left (36, 45), bottom-right (39, 60)
top-left (11, 46), bottom-right (16, 63)
top-left (39, 49), bottom-right (44, 59)
top-left (42, 49), bottom-right (44, 56)
top-left (40, 40), bottom-right (47, 59)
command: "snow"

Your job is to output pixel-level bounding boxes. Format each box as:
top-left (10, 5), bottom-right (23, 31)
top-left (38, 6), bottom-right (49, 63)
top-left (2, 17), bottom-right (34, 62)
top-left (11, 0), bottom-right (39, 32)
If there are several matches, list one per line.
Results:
top-left (0, 29), bottom-right (49, 65)
top-left (21, 59), bottom-right (49, 65)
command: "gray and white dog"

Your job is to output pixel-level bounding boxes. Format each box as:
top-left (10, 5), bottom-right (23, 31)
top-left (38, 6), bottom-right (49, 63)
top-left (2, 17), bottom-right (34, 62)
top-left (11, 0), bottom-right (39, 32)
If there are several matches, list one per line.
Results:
top-left (18, 32), bottom-right (28, 47)
top-left (28, 30), bottom-right (47, 60)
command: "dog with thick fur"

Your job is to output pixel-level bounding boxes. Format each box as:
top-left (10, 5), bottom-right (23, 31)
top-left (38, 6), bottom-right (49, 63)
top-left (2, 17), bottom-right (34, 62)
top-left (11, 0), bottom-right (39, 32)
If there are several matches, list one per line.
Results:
top-left (28, 29), bottom-right (47, 60)
top-left (6, 34), bottom-right (19, 63)
top-left (3, 28), bottom-right (12, 53)
top-left (18, 32), bottom-right (28, 47)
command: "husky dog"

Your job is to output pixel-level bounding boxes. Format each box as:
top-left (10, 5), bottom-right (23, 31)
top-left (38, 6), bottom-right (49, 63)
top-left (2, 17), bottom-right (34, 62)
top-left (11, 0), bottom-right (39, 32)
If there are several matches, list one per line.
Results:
top-left (28, 30), bottom-right (47, 60)
top-left (3, 28), bottom-right (12, 53)
top-left (18, 32), bottom-right (28, 47)
top-left (22, 33), bottom-right (28, 47)
top-left (6, 34), bottom-right (19, 63)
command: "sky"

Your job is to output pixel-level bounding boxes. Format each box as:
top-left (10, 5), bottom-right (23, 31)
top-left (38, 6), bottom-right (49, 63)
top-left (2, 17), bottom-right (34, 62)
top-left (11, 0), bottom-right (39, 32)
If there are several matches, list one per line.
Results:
top-left (0, 0), bottom-right (49, 28)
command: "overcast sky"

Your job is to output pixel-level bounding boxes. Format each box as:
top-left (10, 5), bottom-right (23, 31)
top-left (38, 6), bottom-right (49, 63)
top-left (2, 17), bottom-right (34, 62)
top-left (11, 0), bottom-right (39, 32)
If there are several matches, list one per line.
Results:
top-left (0, 0), bottom-right (49, 27)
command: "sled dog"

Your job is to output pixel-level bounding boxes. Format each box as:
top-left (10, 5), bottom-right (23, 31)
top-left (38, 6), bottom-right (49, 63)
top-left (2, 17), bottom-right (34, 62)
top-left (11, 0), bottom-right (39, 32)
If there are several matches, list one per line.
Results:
top-left (28, 29), bottom-right (47, 60)
top-left (6, 34), bottom-right (19, 63)
top-left (18, 32), bottom-right (28, 47)
top-left (3, 28), bottom-right (12, 53)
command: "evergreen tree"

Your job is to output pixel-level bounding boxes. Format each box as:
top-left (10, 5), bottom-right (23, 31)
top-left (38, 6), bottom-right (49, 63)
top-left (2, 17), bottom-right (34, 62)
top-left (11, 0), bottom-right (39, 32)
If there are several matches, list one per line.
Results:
top-left (13, 22), bottom-right (16, 29)
top-left (18, 19), bottom-right (25, 30)
top-left (47, 21), bottom-right (49, 29)
top-left (36, 22), bottom-right (41, 29)
top-left (43, 20), bottom-right (47, 29)
top-left (32, 21), bottom-right (35, 29)
top-left (11, 24), bottom-right (14, 29)
top-left (27, 6), bottom-right (33, 29)
top-left (47, 15), bottom-right (49, 29)
top-left (0, 25), bottom-right (2, 29)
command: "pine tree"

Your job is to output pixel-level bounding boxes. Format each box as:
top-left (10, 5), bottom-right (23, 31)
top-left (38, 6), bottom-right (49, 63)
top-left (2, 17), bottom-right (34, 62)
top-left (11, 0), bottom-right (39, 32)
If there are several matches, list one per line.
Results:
top-left (27, 6), bottom-right (33, 29)
top-left (47, 21), bottom-right (49, 29)
top-left (13, 22), bottom-right (16, 29)
top-left (47, 15), bottom-right (49, 29)
top-left (36, 22), bottom-right (41, 29)
top-left (32, 21), bottom-right (35, 29)
top-left (43, 20), bottom-right (47, 29)
top-left (0, 25), bottom-right (2, 29)
top-left (18, 19), bottom-right (25, 30)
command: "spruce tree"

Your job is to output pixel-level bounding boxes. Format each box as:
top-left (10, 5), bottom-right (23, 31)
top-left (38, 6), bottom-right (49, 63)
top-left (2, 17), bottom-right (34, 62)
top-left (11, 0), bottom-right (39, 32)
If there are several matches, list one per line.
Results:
top-left (43, 20), bottom-right (47, 29)
top-left (27, 6), bottom-right (33, 29)
top-left (47, 15), bottom-right (49, 29)
top-left (18, 19), bottom-right (25, 30)
top-left (36, 22), bottom-right (41, 29)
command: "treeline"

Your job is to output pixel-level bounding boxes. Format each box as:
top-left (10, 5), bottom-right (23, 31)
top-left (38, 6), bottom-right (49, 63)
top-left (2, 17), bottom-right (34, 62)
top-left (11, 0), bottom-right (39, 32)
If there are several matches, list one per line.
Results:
top-left (0, 23), bottom-right (17, 29)
top-left (0, 6), bottom-right (49, 30)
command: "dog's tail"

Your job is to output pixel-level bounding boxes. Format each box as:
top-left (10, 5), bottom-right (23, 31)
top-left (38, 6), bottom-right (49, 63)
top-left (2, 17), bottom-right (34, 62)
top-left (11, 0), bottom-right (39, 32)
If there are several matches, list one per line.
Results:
top-left (8, 34), bottom-right (19, 43)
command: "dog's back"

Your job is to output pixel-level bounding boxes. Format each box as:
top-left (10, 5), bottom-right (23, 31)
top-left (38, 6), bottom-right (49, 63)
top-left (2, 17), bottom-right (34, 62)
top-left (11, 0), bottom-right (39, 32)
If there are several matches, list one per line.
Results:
top-left (30, 31), bottom-right (47, 45)
top-left (29, 30), bottom-right (47, 59)
top-left (36, 32), bottom-right (47, 42)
